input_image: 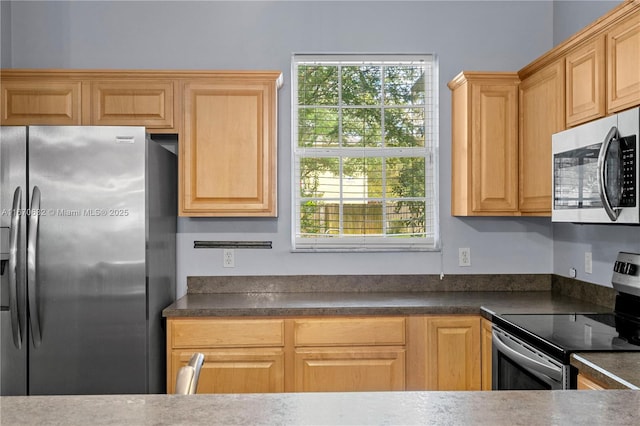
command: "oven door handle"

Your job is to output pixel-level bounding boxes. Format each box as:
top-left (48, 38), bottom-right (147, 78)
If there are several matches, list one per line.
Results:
top-left (492, 330), bottom-right (563, 383)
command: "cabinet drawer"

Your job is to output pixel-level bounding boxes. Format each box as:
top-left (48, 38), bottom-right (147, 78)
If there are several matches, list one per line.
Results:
top-left (91, 80), bottom-right (174, 128)
top-left (170, 318), bottom-right (284, 348)
top-left (294, 317), bottom-right (406, 347)
top-left (1, 80), bottom-right (82, 125)
top-left (294, 347), bottom-right (405, 392)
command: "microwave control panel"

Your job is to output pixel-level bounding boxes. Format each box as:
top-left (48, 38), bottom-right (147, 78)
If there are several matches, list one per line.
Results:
top-left (620, 135), bottom-right (636, 207)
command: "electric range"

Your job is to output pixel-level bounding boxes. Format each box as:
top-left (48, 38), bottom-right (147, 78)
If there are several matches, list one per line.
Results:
top-left (491, 252), bottom-right (640, 390)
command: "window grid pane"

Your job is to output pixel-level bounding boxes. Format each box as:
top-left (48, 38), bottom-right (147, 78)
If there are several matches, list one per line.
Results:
top-left (293, 54), bottom-right (438, 251)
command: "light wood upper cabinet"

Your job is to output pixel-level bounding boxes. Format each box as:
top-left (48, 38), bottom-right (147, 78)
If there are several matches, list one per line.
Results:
top-left (1, 79), bottom-right (83, 125)
top-left (180, 73), bottom-right (281, 217)
top-left (607, 8), bottom-right (640, 113)
top-left (565, 36), bottom-right (606, 127)
top-left (424, 316), bottom-right (481, 391)
top-left (449, 72), bottom-right (520, 216)
top-left (519, 59), bottom-right (565, 215)
top-left (449, 2), bottom-right (639, 218)
top-left (1, 69), bottom-right (283, 217)
top-left (565, 6), bottom-right (640, 124)
top-left (91, 80), bottom-right (175, 129)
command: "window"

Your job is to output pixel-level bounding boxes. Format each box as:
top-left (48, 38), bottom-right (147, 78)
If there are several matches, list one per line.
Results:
top-left (292, 54), bottom-right (439, 251)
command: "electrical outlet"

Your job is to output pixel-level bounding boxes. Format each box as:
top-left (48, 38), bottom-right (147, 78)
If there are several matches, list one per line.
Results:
top-left (459, 248), bottom-right (471, 267)
top-left (223, 249), bottom-right (235, 268)
top-left (585, 251), bottom-right (592, 274)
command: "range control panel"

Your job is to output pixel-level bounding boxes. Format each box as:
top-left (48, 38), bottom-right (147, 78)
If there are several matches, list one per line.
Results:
top-left (613, 252), bottom-right (640, 297)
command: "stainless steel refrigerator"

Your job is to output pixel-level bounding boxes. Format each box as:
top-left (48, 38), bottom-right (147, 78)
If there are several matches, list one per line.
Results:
top-left (0, 126), bottom-right (176, 395)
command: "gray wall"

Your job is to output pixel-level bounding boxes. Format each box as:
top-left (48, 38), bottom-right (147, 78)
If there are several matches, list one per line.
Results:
top-left (0, 1), bottom-right (11, 67)
top-left (3, 1), bottom-right (634, 296)
top-left (553, 0), bottom-right (621, 45)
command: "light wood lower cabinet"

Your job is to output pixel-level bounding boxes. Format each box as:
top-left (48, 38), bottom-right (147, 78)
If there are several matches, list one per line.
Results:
top-left (167, 315), bottom-right (486, 394)
top-left (294, 347), bottom-right (405, 392)
top-left (481, 318), bottom-right (493, 390)
top-left (171, 348), bottom-right (284, 394)
top-left (167, 318), bottom-right (285, 394)
top-left (577, 373), bottom-right (608, 390)
top-left (292, 317), bottom-right (406, 392)
top-left (424, 316), bottom-right (481, 391)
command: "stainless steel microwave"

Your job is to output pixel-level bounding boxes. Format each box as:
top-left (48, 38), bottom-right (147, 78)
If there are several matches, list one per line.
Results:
top-left (552, 106), bottom-right (638, 224)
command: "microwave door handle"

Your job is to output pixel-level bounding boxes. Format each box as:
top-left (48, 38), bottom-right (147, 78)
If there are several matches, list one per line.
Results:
top-left (597, 126), bottom-right (621, 221)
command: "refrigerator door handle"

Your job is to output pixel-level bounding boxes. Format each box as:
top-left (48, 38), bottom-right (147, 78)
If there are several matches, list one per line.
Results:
top-left (28, 186), bottom-right (42, 347)
top-left (8, 187), bottom-right (23, 349)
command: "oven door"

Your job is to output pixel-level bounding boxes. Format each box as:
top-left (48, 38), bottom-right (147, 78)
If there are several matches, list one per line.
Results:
top-left (492, 326), bottom-right (569, 390)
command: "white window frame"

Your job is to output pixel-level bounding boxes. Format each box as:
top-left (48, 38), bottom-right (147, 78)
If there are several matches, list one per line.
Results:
top-left (291, 53), bottom-right (440, 252)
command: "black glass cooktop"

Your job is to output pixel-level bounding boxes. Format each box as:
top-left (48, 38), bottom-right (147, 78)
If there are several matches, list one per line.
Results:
top-left (492, 313), bottom-right (640, 363)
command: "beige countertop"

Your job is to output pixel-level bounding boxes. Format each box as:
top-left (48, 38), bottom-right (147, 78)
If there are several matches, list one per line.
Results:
top-left (2, 390), bottom-right (640, 425)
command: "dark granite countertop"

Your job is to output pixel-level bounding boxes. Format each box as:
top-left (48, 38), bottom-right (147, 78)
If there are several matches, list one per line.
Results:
top-left (164, 274), bottom-right (616, 318)
top-left (571, 352), bottom-right (640, 390)
top-left (162, 291), bottom-right (612, 318)
top-left (2, 391), bottom-right (640, 425)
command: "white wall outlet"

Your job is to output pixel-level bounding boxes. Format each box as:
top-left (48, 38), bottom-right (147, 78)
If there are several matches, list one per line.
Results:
top-left (458, 248), bottom-right (471, 267)
top-left (585, 251), bottom-right (592, 274)
top-left (223, 249), bottom-right (235, 268)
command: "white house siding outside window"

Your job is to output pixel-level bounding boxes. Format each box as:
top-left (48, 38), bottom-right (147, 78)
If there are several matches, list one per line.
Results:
top-left (291, 54), bottom-right (440, 252)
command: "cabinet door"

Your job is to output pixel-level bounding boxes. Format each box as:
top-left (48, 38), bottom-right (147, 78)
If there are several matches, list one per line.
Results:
top-left (565, 36), bottom-right (606, 127)
top-left (607, 9), bottom-right (640, 113)
top-left (425, 316), bottom-right (481, 390)
top-left (91, 81), bottom-right (175, 129)
top-left (293, 317), bottom-right (405, 347)
top-left (1, 80), bottom-right (83, 125)
top-left (518, 60), bottom-right (564, 215)
top-left (294, 347), bottom-right (405, 392)
top-left (470, 83), bottom-right (519, 213)
top-left (169, 318), bottom-right (284, 349)
top-left (170, 349), bottom-right (284, 394)
top-left (449, 72), bottom-right (519, 216)
top-left (181, 76), bottom-right (279, 216)
top-left (481, 318), bottom-right (493, 391)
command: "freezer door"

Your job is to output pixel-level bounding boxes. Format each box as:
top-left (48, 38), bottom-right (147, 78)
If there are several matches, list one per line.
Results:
top-left (0, 126), bottom-right (28, 396)
top-left (27, 126), bottom-right (147, 394)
